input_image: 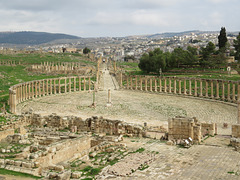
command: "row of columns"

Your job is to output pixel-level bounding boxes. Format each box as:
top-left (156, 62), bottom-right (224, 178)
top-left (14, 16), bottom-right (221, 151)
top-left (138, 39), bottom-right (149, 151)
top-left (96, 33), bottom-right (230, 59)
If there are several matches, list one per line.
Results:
top-left (0, 60), bottom-right (20, 66)
top-left (125, 76), bottom-right (240, 103)
top-left (9, 76), bottom-right (94, 114)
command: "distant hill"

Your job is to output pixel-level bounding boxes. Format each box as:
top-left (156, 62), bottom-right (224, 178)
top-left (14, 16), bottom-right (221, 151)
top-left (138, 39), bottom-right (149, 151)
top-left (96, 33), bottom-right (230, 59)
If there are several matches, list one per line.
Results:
top-left (0, 31), bottom-right (80, 45)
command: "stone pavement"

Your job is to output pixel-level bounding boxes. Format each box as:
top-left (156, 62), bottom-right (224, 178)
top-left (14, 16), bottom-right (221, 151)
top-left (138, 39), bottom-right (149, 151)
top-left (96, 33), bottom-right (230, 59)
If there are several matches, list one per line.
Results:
top-left (108, 137), bottom-right (240, 180)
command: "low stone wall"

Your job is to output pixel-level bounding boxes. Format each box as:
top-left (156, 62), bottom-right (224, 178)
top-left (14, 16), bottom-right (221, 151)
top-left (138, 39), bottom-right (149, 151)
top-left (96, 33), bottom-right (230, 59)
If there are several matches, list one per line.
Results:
top-left (9, 76), bottom-right (95, 114)
top-left (116, 73), bottom-right (240, 104)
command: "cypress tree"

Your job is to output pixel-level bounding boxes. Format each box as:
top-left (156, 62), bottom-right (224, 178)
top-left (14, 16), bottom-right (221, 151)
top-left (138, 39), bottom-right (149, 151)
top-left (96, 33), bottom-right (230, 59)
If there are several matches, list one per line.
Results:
top-left (218, 27), bottom-right (228, 51)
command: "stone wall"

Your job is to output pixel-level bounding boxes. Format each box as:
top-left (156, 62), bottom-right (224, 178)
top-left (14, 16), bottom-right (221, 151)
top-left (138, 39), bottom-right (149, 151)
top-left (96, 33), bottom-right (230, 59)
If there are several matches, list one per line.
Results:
top-left (118, 74), bottom-right (240, 104)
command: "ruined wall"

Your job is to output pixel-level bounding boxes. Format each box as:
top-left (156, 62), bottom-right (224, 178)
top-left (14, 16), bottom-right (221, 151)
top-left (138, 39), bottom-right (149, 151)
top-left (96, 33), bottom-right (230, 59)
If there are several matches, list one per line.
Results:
top-left (168, 117), bottom-right (201, 143)
top-left (201, 123), bottom-right (217, 136)
top-left (168, 117), bottom-right (217, 143)
top-left (36, 136), bottom-right (91, 167)
top-left (232, 124), bottom-right (240, 138)
top-left (29, 114), bottom-right (144, 137)
top-left (0, 129), bottom-right (14, 141)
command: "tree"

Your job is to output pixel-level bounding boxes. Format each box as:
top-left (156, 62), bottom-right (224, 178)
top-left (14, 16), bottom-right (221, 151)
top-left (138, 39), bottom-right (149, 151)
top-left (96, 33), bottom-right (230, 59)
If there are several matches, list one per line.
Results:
top-left (234, 32), bottom-right (240, 60)
top-left (200, 42), bottom-right (216, 68)
top-left (83, 47), bottom-right (91, 54)
top-left (138, 48), bottom-right (167, 73)
top-left (218, 27), bottom-right (228, 52)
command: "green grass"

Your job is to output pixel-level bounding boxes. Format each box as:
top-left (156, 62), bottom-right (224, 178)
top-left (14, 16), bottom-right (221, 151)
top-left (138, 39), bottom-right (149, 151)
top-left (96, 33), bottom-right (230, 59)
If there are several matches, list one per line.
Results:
top-left (0, 168), bottom-right (41, 179)
top-left (135, 147), bottom-right (145, 153)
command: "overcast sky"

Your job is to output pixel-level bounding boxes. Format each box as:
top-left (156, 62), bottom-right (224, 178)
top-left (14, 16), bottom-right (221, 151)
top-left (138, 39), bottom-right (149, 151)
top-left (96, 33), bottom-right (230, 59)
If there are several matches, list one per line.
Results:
top-left (0, 0), bottom-right (239, 37)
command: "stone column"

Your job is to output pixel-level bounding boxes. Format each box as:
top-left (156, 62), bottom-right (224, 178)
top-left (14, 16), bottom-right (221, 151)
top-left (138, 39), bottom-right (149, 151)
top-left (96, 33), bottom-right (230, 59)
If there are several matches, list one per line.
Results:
top-left (205, 80), bottom-right (208, 97)
top-left (39, 81), bottom-right (42, 97)
top-left (10, 89), bottom-right (16, 114)
top-left (159, 78), bottom-right (162, 92)
top-left (189, 79), bottom-right (192, 96)
top-left (54, 79), bottom-right (57, 94)
top-left (169, 78), bottom-right (171, 93)
top-left (199, 80), bottom-right (203, 97)
top-left (194, 79), bottom-right (197, 97)
top-left (233, 83), bottom-right (236, 102)
top-left (155, 78), bottom-right (157, 92)
top-left (135, 76), bottom-right (138, 90)
top-left (69, 77), bottom-right (71, 92)
top-left (150, 78), bottom-right (153, 92)
top-left (174, 78), bottom-right (177, 94)
top-left (227, 81), bottom-right (231, 102)
top-left (127, 76), bottom-right (129, 89)
top-left (84, 77), bottom-right (86, 91)
top-left (238, 84), bottom-right (240, 101)
top-left (88, 77), bottom-right (91, 91)
top-left (46, 80), bottom-right (49, 95)
top-left (64, 78), bottom-right (67, 93)
top-left (120, 72), bottom-right (123, 88)
top-left (74, 77), bottom-right (76, 92)
top-left (130, 76), bottom-right (133, 90)
top-left (107, 89), bottom-right (111, 104)
top-left (222, 81), bottom-right (225, 100)
top-left (59, 78), bottom-right (61, 93)
top-left (42, 80), bottom-right (45, 96)
top-left (31, 82), bottom-right (34, 98)
top-left (22, 84), bottom-right (25, 101)
top-left (184, 79), bottom-right (187, 95)
top-left (140, 76), bottom-right (143, 91)
top-left (145, 77), bottom-right (148, 91)
top-left (238, 100), bottom-right (240, 124)
top-left (78, 77), bottom-right (81, 91)
top-left (216, 80), bottom-right (220, 99)
top-left (50, 79), bottom-right (52, 95)
top-left (164, 78), bottom-right (167, 93)
top-left (25, 83), bottom-right (28, 100)
top-left (178, 79), bottom-right (181, 94)
top-left (35, 81), bottom-right (38, 97)
top-left (211, 80), bottom-right (214, 99)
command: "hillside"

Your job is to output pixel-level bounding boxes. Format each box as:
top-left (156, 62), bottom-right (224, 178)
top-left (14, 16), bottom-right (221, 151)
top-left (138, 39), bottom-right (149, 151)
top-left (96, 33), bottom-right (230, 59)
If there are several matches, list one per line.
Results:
top-left (0, 31), bottom-right (80, 45)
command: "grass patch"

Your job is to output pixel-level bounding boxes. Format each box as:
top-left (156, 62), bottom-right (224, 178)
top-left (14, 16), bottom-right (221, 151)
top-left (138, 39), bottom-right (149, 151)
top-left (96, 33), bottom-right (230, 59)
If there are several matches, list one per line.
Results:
top-left (135, 147), bottom-right (145, 153)
top-left (0, 168), bottom-right (41, 179)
